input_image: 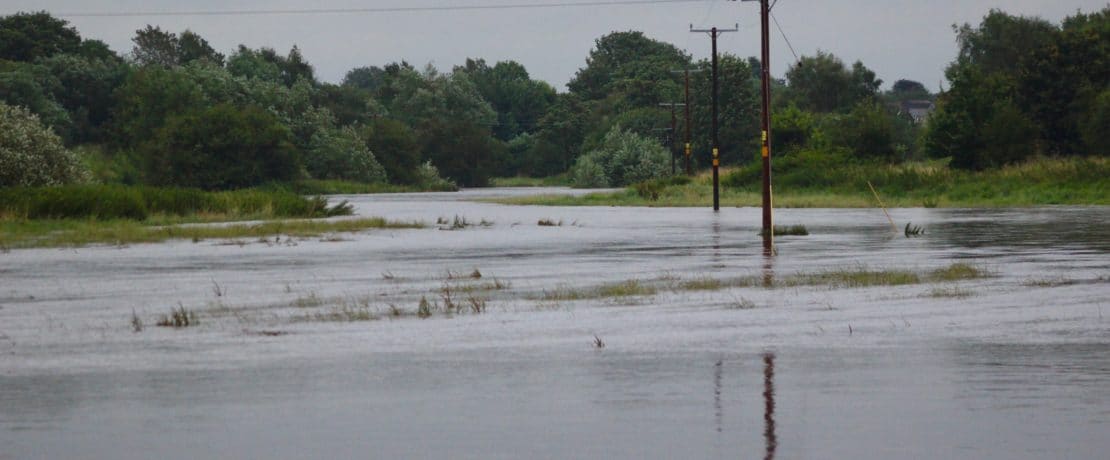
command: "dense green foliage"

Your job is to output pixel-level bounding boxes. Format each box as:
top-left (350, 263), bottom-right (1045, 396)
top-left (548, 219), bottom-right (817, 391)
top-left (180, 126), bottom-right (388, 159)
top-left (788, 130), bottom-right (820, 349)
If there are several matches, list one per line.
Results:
top-left (926, 8), bottom-right (1109, 169)
top-left (0, 8), bottom-right (1104, 196)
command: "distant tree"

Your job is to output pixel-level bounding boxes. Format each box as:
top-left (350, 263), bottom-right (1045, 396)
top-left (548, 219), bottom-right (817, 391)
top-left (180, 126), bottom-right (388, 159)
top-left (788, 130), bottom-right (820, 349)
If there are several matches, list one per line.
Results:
top-left (455, 58), bottom-right (556, 141)
top-left (0, 102), bottom-right (87, 186)
top-left (34, 53), bottom-right (130, 143)
top-left (530, 93), bottom-right (588, 175)
top-left (131, 26), bottom-right (223, 67)
top-left (342, 66), bottom-right (387, 92)
top-left (111, 66), bottom-right (206, 148)
top-left (0, 64), bottom-right (72, 138)
top-left (305, 125), bottom-right (387, 183)
top-left (362, 118), bottom-right (422, 185)
top-left (0, 12), bottom-right (81, 62)
top-left (690, 54), bottom-right (761, 165)
top-left (567, 31), bottom-right (689, 103)
top-left (141, 104), bottom-right (299, 189)
top-left (227, 46), bottom-right (284, 82)
top-left (784, 51), bottom-right (881, 113)
top-left (130, 26), bottom-right (180, 67)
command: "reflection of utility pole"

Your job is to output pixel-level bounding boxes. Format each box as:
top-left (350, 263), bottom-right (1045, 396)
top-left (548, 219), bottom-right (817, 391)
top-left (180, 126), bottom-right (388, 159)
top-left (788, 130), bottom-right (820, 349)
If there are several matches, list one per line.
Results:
top-left (763, 352), bottom-right (777, 460)
top-left (670, 69), bottom-right (704, 176)
top-left (659, 102), bottom-right (685, 175)
top-left (743, 0), bottom-right (775, 248)
top-left (691, 24), bottom-right (738, 212)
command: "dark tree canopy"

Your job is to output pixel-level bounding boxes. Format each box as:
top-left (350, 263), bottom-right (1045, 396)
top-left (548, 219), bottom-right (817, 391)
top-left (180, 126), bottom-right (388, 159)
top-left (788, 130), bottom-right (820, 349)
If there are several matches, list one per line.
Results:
top-left (784, 51), bottom-right (882, 113)
top-left (0, 12), bottom-right (81, 62)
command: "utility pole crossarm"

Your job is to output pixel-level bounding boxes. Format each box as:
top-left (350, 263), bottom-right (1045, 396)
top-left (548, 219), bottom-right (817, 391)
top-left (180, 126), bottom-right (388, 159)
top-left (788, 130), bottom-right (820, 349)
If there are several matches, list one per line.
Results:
top-left (690, 25), bottom-right (736, 211)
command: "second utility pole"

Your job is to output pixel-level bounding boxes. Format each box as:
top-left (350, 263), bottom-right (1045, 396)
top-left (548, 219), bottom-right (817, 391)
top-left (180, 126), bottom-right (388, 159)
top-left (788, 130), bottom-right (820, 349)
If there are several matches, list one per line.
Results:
top-left (691, 24), bottom-right (737, 212)
top-left (671, 68), bottom-right (704, 176)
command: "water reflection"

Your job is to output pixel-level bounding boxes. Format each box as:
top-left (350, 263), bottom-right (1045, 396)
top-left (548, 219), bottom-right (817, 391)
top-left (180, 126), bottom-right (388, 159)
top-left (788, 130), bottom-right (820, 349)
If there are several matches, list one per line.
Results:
top-left (763, 352), bottom-right (778, 460)
top-left (713, 359), bottom-right (723, 433)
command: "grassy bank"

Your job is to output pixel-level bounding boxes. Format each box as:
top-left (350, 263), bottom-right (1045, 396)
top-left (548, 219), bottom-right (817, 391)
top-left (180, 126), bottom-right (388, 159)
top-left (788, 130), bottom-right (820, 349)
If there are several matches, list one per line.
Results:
top-left (492, 156), bottom-right (1108, 207)
top-left (0, 184), bottom-right (423, 249)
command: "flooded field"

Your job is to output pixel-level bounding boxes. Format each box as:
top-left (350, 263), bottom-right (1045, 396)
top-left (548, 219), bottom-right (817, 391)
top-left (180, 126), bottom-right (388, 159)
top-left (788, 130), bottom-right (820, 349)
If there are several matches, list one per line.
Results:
top-left (1, 188), bottom-right (1108, 459)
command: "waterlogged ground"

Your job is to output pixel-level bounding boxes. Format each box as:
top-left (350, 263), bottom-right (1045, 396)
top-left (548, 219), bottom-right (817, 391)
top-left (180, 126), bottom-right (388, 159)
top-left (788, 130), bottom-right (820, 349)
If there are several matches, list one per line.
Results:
top-left (1, 187), bottom-right (1108, 459)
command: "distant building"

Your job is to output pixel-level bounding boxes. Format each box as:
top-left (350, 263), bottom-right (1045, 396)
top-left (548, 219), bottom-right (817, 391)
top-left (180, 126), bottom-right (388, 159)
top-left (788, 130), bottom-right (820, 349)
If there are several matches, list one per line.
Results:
top-left (899, 100), bottom-right (935, 124)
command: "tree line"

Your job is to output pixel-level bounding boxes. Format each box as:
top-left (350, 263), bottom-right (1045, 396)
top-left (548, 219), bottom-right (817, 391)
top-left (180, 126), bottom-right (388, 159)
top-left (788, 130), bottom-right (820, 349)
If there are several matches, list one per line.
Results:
top-left (1, 8), bottom-right (1105, 191)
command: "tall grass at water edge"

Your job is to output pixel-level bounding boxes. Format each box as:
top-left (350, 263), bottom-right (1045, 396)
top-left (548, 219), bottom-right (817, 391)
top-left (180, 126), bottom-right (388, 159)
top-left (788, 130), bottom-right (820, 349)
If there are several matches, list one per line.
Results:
top-left (0, 184), bottom-right (352, 220)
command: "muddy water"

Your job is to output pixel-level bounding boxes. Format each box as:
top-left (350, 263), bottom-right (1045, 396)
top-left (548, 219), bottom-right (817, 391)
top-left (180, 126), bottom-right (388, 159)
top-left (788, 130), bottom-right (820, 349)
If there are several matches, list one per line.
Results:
top-left (1, 188), bottom-right (1107, 459)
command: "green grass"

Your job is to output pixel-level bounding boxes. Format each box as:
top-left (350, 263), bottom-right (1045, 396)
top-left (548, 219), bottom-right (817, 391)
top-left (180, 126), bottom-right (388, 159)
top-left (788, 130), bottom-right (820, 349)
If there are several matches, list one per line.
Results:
top-left (282, 179), bottom-right (457, 195)
top-left (491, 157), bottom-right (1109, 208)
top-left (0, 184), bottom-right (352, 220)
top-left (0, 217), bottom-right (424, 249)
top-left (490, 174), bottom-right (571, 187)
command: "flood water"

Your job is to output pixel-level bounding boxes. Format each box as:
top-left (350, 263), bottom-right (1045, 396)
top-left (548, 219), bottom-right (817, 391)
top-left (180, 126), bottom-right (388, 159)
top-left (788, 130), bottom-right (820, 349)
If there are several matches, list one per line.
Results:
top-left (1, 188), bottom-right (1108, 459)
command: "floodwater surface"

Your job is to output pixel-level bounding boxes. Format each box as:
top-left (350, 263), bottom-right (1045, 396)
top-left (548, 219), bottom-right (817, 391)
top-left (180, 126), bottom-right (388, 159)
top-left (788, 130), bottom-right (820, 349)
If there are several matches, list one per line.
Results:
top-left (1, 188), bottom-right (1108, 459)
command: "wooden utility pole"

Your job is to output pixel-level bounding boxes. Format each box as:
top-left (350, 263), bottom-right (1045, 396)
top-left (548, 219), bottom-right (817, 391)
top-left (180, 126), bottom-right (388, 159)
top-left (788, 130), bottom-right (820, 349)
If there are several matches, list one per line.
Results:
top-left (659, 102), bottom-right (686, 175)
top-left (671, 69), bottom-right (704, 176)
top-left (743, 0), bottom-right (774, 246)
top-left (690, 24), bottom-right (737, 212)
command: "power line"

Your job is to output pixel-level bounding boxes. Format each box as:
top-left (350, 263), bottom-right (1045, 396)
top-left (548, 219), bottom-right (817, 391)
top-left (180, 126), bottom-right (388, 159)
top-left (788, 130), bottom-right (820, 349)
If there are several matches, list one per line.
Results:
top-left (55, 0), bottom-right (712, 18)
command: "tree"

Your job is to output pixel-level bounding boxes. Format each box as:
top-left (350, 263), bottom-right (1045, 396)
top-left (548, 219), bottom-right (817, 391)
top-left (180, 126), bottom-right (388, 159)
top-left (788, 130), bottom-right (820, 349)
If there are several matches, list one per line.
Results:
top-left (131, 26), bottom-right (223, 67)
top-left (0, 102), bottom-right (87, 186)
top-left (455, 58), bottom-right (556, 141)
top-left (343, 66), bottom-right (387, 92)
top-left (305, 126), bottom-right (387, 183)
top-left (0, 64), bottom-right (71, 138)
top-left (111, 66), bottom-right (206, 149)
top-left (34, 53), bottom-right (130, 143)
top-left (362, 118), bottom-right (421, 185)
top-left (784, 51), bottom-right (881, 113)
top-left (690, 54), bottom-right (761, 166)
top-left (890, 79), bottom-right (930, 101)
top-left (0, 12), bottom-right (81, 62)
top-left (530, 93), bottom-right (588, 175)
top-left (568, 31), bottom-right (689, 103)
top-left (141, 104), bottom-right (299, 189)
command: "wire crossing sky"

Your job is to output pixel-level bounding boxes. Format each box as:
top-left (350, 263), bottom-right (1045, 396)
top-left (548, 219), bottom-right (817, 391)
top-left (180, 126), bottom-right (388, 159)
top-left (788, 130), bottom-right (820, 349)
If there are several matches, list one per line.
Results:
top-left (55, 0), bottom-right (709, 18)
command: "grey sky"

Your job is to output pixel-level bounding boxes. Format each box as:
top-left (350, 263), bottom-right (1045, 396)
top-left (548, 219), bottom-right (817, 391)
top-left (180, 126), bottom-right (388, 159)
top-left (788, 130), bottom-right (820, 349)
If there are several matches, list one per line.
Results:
top-left (4, 1), bottom-right (1106, 91)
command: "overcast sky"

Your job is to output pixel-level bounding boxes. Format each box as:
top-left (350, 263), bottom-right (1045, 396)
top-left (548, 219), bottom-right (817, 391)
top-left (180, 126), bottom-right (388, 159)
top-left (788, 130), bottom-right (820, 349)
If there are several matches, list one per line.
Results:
top-left (4, 0), bottom-right (1106, 91)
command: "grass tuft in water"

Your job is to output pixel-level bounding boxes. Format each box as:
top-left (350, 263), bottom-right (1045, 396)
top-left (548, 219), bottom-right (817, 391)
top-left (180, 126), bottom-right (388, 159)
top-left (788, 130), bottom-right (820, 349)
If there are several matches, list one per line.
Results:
top-left (760, 225), bottom-right (809, 237)
top-left (928, 263), bottom-right (989, 282)
top-left (156, 305), bottom-right (197, 328)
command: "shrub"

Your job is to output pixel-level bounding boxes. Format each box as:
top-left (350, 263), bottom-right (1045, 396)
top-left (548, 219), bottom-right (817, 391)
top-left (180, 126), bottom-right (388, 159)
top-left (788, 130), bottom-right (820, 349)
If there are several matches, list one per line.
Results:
top-left (414, 161), bottom-right (458, 191)
top-left (0, 102), bottom-right (88, 187)
top-left (305, 126), bottom-right (387, 183)
top-left (570, 126), bottom-right (669, 188)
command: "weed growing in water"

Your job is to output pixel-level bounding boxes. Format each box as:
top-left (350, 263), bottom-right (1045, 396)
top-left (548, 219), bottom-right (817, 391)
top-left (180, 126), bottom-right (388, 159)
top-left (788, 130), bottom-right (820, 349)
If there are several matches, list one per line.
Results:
top-left (928, 263), bottom-right (988, 282)
top-left (293, 291), bottom-right (324, 308)
top-left (761, 225), bottom-right (809, 237)
top-left (905, 222), bottom-right (924, 237)
top-left (130, 310), bottom-right (143, 332)
top-left (156, 304), bottom-right (197, 328)
top-left (417, 296), bottom-right (432, 318)
top-left (470, 268), bottom-right (482, 279)
top-left (1022, 277), bottom-right (1078, 288)
top-left (537, 218), bottom-right (563, 227)
top-left (466, 294), bottom-right (487, 313)
top-left (593, 335), bottom-right (606, 349)
top-left (926, 286), bottom-right (975, 298)
top-left (727, 296), bottom-right (757, 310)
